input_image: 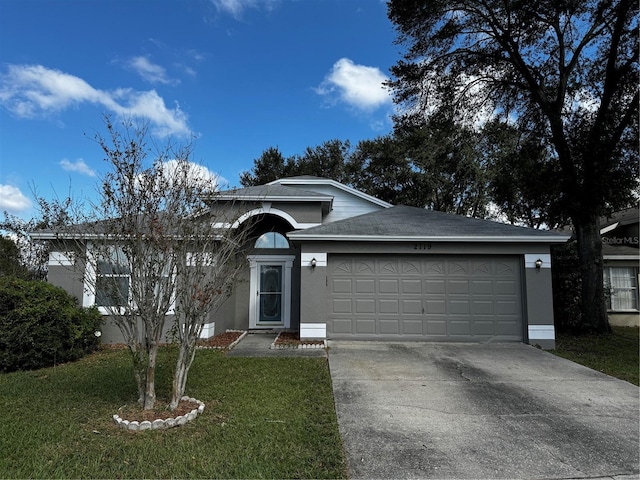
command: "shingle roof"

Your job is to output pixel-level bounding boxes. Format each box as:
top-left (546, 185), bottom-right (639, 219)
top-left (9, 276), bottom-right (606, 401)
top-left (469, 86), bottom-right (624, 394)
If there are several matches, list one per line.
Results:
top-left (288, 205), bottom-right (570, 243)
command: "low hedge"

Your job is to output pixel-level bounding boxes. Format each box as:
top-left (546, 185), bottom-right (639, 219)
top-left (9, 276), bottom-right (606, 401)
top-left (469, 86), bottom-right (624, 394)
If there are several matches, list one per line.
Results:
top-left (0, 278), bottom-right (102, 372)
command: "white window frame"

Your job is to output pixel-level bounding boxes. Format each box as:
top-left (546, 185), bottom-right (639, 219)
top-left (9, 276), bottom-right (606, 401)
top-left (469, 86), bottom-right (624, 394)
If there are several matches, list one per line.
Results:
top-left (84, 243), bottom-right (175, 315)
top-left (604, 266), bottom-right (639, 312)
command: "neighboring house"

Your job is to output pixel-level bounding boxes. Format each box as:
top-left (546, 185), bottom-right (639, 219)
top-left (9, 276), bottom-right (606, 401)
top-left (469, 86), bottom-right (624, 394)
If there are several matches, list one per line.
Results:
top-left (43, 177), bottom-right (570, 348)
top-left (601, 206), bottom-right (639, 327)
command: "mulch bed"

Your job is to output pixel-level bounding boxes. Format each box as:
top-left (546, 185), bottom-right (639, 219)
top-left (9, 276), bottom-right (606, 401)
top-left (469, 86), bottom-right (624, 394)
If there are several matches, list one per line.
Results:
top-left (197, 330), bottom-right (244, 349)
top-left (274, 331), bottom-right (325, 347)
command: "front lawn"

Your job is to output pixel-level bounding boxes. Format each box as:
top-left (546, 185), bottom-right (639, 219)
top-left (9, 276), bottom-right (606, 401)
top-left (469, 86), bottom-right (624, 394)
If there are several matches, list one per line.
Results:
top-left (552, 326), bottom-right (639, 386)
top-left (0, 347), bottom-right (347, 479)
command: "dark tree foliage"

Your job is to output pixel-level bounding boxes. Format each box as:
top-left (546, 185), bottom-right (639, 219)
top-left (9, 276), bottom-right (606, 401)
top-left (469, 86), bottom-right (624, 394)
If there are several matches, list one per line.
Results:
top-left (293, 140), bottom-right (351, 184)
top-left (387, 0), bottom-right (639, 333)
top-left (346, 135), bottom-right (419, 206)
top-left (239, 147), bottom-right (288, 186)
top-left (395, 113), bottom-right (490, 216)
top-left (240, 141), bottom-right (351, 187)
top-left (481, 120), bottom-right (565, 229)
top-left (0, 236), bottom-right (29, 279)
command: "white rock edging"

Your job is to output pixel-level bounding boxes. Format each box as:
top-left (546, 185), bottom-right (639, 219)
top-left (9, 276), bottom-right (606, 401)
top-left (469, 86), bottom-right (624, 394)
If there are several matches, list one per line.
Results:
top-left (112, 396), bottom-right (205, 431)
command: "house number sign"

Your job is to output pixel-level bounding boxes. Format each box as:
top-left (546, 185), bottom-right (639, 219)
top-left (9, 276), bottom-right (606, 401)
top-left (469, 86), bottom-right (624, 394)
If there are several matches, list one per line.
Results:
top-left (413, 243), bottom-right (432, 250)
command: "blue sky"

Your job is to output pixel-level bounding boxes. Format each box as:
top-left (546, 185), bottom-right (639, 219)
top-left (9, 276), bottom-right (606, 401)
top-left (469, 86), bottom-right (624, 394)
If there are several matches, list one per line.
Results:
top-left (0, 0), bottom-right (399, 219)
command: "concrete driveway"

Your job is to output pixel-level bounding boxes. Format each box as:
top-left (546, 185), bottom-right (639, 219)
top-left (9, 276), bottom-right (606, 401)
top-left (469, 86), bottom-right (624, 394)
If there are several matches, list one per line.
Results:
top-left (328, 341), bottom-right (639, 479)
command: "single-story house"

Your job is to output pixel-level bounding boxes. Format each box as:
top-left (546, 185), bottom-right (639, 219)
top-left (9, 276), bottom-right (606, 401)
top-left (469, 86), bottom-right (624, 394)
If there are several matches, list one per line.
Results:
top-left (601, 206), bottom-right (639, 327)
top-left (43, 177), bottom-right (570, 349)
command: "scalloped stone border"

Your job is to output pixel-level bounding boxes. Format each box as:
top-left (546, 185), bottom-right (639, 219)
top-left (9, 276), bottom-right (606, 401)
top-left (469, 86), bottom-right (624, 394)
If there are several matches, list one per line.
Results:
top-left (197, 329), bottom-right (247, 350)
top-left (270, 331), bottom-right (327, 350)
top-left (112, 396), bottom-right (205, 431)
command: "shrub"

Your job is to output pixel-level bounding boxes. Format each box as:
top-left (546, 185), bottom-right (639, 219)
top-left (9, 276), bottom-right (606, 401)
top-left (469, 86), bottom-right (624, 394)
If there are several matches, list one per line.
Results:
top-left (0, 278), bottom-right (102, 372)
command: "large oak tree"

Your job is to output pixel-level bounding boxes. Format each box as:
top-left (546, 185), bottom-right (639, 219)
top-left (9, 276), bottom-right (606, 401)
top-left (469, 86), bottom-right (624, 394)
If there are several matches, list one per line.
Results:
top-left (387, 0), bottom-right (638, 332)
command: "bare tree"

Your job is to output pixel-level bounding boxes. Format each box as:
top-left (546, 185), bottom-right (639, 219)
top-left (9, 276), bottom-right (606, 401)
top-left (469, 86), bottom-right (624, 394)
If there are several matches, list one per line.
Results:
top-left (45, 117), bottom-right (248, 410)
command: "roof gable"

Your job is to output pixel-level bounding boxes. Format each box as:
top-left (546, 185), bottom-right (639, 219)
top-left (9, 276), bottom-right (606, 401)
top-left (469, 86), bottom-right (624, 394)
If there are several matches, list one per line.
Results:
top-left (269, 177), bottom-right (390, 223)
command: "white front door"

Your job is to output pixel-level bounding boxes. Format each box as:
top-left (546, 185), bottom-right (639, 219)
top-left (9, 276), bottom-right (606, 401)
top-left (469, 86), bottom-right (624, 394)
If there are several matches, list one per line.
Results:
top-left (248, 255), bottom-right (294, 329)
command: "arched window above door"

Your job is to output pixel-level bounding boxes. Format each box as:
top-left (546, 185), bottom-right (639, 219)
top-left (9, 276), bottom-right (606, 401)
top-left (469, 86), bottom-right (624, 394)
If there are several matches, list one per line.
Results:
top-left (254, 232), bottom-right (290, 249)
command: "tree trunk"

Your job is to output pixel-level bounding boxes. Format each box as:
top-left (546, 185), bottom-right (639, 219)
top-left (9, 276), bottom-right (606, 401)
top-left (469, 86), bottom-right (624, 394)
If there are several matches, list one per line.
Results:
top-left (573, 215), bottom-right (611, 334)
top-left (143, 342), bottom-right (158, 410)
top-left (170, 341), bottom-right (197, 411)
top-left (129, 345), bottom-right (148, 406)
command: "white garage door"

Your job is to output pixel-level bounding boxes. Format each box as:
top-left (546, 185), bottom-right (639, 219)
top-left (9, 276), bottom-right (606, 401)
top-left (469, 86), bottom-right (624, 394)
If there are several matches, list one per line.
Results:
top-left (327, 255), bottom-right (523, 341)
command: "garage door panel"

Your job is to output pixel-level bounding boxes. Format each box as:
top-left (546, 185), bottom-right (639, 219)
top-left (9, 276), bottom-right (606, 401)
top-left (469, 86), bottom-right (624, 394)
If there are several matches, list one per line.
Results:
top-left (472, 320), bottom-right (495, 335)
top-left (425, 299), bottom-right (447, 314)
top-left (402, 279), bottom-right (422, 294)
top-left (379, 319), bottom-right (399, 334)
top-left (449, 280), bottom-right (470, 294)
top-left (332, 278), bottom-right (352, 293)
top-left (401, 260), bottom-right (421, 274)
top-left (426, 280), bottom-right (446, 294)
top-left (332, 299), bottom-right (352, 314)
top-left (379, 299), bottom-right (399, 314)
top-left (402, 299), bottom-right (422, 314)
top-left (355, 299), bottom-right (375, 314)
top-left (495, 320), bottom-right (521, 336)
top-left (449, 300), bottom-right (470, 315)
top-left (472, 280), bottom-right (493, 295)
top-left (379, 279), bottom-right (399, 294)
top-left (496, 280), bottom-right (517, 295)
top-left (379, 261), bottom-right (399, 274)
top-left (426, 321), bottom-right (447, 336)
top-left (355, 279), bottom-right (375, 293)
top-left (497, 300), bottom-right (519, 315)
top-left (328, 255), bottom-right (523, 342)
top-left (356, 319), bottom-right (376, 334)
top-left (332, 318), bottom-right (353, 334)
top-left (448, 319), bottom-right (472, 335)
top-left (472, 300), bottom-right (495, 315)
top-left (356, 261), bottom-right (374, 274)
top-left (403, 320), bottom-right (423, 334)
top-left (448, 261), bottom-right (469, 275)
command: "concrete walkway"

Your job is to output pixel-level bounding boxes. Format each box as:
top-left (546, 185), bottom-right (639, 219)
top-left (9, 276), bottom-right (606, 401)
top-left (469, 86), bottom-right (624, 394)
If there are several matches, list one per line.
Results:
top-left (328, 341), bottom-right (640, 479)
top-left (225, 332), bottom-right (327, 357)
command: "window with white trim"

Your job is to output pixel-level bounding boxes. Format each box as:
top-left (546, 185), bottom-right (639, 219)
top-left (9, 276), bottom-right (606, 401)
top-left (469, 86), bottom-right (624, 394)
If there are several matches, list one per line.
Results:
top-left (95, 246), bottom-right (130, 307)
top-left (605, 266), bottom-right (639, 311)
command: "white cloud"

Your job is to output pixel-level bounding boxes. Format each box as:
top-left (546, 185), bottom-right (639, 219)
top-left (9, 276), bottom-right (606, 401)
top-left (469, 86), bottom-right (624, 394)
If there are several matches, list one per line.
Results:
top-left (0, 64), bottom-right (192, 138)
top-left (128, 56), bottom-right (178, 86)
top-left (162, 160), bottom-right (222, 190)
top-left (60, 158), bottom-right (97, 177)
top-left (209, 0), bottom-right (279, 19)
top-left (316, 58), bottom-right (392, 111)
top-left (135, 160), bottom-right (223, 193)
top-left (211, 0), bottom-right (254, 18)
top-left (0, 185), bottom-right (32, 213)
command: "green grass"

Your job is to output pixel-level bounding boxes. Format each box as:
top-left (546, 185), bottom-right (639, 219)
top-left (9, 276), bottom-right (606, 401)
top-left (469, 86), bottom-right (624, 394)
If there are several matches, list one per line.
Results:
top-left (552, 326), bottom-right (639, 386)
top-left (0, 348), bottom-right (347, 479)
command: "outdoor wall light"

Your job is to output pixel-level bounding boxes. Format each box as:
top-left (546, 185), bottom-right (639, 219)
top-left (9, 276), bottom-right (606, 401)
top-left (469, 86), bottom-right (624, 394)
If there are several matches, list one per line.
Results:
top-left (535, 258), bottom-right (543, 269)
top-left (310, 258), bottom-right (317, 268)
